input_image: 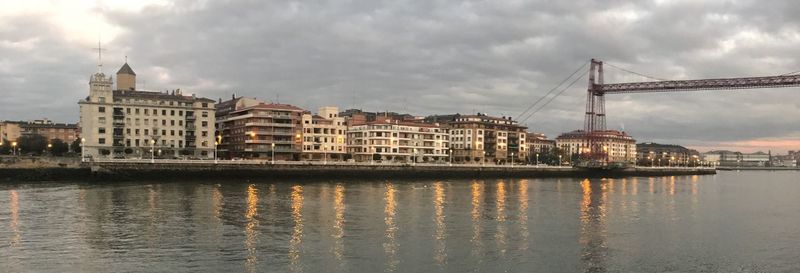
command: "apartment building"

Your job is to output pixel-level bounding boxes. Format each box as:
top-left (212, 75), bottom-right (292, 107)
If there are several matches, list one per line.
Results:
top-left (301, 106), bottom-right (347, 161)
top-left (527, 132), bottom-right (555, 154)
top-left (0, 121), bottom-right (22, 142)
top-left (447, 113), bottom-right (527, 164)
top-left (78, 62), bottom-right (216, 159)
top-left (19, 119), bottom-right (80, 143)
top-left (215, 97), bottom-right (303, 160)
top-left (555, 130), bottom-right (636, 163)
top-left (346, 116), bottom-right (450, 163)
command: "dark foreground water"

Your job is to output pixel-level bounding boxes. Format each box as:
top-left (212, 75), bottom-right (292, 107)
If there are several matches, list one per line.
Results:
top-left (1, 171), bottom-right (799, 273)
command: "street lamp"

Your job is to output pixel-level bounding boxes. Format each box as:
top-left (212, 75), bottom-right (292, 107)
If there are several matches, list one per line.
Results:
top-left (151, 139), bottom-right (155, 163)
top-left (47, 143), bottom-right (52, 156)
top-left (511, 152), bottom-right (515, 167)
top-left (80, 138), bottom-right (85, 162)
top-left (271, 143), bottom-right (275, 165)
top-left (11, 141), bottom-right (17, 156)
top-left (559, 154), bottom-right (563, 167)
top-left (671, 156), bottom-right (675, 167)
top-left (482, 151), bottom-right (486, 166)
top-left (214, 141), bottom-right (219, 164)
top-left (448, 148), bottom-right (452, 166)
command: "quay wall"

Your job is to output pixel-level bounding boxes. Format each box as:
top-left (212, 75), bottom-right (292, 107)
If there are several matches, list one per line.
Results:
top-left (1, 162), bottom-right (714, 182)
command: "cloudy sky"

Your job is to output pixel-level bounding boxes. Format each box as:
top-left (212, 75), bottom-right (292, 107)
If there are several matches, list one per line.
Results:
top-left (1, 0), bottom-right (799, 153)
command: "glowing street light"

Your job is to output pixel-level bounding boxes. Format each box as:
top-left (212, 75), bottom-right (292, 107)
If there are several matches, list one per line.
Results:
top-left (271, 143), bottom-right (275, 165)
top-left (11, 141), bottom-right (18, 156)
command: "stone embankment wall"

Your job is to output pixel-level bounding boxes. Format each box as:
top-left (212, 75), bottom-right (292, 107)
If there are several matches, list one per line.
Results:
top-left (88, 163), bottom-right (716, 181)
top-left (0, 161), bottom-right (716, 182)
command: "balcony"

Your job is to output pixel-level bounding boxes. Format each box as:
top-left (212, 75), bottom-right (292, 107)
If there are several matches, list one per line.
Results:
top-left (244, 122), bottom-right (294, 128)
top-left (186, 115), bottom-right (196, 121)
top-left (245, 139), bottom-right (294, 144)
top-left (113, 120), bottom-right (125, 127)
top-left (185, 124), bottom-right (196, 130)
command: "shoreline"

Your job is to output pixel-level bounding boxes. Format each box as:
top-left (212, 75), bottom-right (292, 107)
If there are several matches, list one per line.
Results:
top-left (1, 161), bottom-right (716, 182)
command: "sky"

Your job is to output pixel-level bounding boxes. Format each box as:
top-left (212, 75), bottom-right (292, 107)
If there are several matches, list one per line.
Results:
top-left (1, 0), bottom-right (799, 153)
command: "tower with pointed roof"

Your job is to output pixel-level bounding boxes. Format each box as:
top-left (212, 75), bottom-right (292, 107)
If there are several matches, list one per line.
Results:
top-left (116, 62), bottom-right (136, 91)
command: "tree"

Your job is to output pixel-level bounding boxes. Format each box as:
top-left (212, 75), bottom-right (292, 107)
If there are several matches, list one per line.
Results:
top-left (70, 138), bottom-right (82, 155)
top-left (373, 153), bottom-right (381, 161)
top-left (50, 139), bottom-right (69, 156)
top-left (17, 134), bottom-right (47, 155)
top-left (0, 138), bottom-right (10, 155)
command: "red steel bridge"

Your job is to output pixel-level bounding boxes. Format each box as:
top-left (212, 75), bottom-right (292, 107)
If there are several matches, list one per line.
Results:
top-left (582, 58), bottom-right (800, 162)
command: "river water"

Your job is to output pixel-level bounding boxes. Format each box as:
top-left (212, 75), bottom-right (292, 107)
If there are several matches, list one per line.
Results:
top-left (1, 171), bottom-right (799, 272)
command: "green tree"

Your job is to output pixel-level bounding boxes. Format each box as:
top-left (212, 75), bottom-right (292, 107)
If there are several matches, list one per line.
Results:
top-left (70, 138), bottom-right (82, 156)
top-left (17, 134), bottom-right (47, 155)
top-left (0, 138), bottom-right (10, 155)
top-left (50, 138), bottom-right (69, 156)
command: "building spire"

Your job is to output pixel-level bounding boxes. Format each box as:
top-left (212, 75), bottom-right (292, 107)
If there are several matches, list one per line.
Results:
top-left (92, 39), bottom-right (106, 73)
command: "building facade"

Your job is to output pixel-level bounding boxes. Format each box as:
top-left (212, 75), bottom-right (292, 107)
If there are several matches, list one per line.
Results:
top-left (447, 114), bottom-right (527, 164)
top-left (346, 117), bottom-right (450, 163)
top-left (527, 133), bottom-right (555, 154)
top-left (301, 106), bottom-right (347, 161)
top-left (215, 97), bottom-right (303, 160)
top-left (555, 130), bottom-right (636, 163)
top-left (78, 63), bottom-right (216, 159)
top-left (0, 121), bottom-right (22, 142)
top-left (636, 142), bottom-right (700, 166)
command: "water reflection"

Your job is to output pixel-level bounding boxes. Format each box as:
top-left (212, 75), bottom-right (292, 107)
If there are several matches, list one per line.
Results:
top-left (580, 179), bottom-right (608, 273)
top-left (495, 180), bottom-right (507, 257)
top-left (9, 190), bottom-right (20, 248)
top-left (518, 179), bottom-right (529, 252)
top-left (333, 184), bottom-right (346, 265)
top-left (384, 183), bottom-right (398, 272)
top-left (433, 181), bottom-right (447, 266)
top-left (289, 185), bottom-right (304, 273)
top-left (470, 181), bottom-right (483, 258)
top-left (244, 184), bottom-right (259, 273)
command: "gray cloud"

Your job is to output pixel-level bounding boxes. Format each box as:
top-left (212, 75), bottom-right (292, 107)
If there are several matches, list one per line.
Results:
top-left (2, 0), bottom-right (799, 152)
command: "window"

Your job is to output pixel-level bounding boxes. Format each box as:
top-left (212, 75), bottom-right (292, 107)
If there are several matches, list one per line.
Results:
top-left (202, 111), bottom-right (208, 118)
top-left (153, 109), bottom-right (158, 116)
top-left (162, 120), bottom-right (166, 126)
top-left (98, 127), bottom-right (106, 134)
top-left (135, 108), bottom-right (140, 115)
top-left (98, 138), bottom-right (106, 144)
top-left (201, 131), bottom-right (208, 137)
top-left (202, 103), bottom-right (208, 108)
top-left (144, 109), bottom-right (149, 115)
top-left (162, 130), bottom-right (166, 136)
top-left (126, 108), bottom-right (131, 114)
top-left (98, 117), bottom-right (106, 124)
top-left (170, 130), bottom-right (175, 136)
top-left (170, 110), bottom-right (175, 116)
top-left (135, 129), bottom-right (140, 135)
top-left (171, 120), bottom-right (175, 126)
top-left (98, 97), bottom-right (106, 103)
top-left (201, 121), bottom-right (208, 127)
top-left (179, 111), bottom-right (183, 116)
top-left (178, 131), bottom-right (183, 136)
top-left (126, 128), bottom-right (131, 135)
top-left (98, 106), bottom-right (105, 113)
top-left (144, 129), bottom-right (149, 135)
top-left (178, 120), bottom-right (183, 126)
top-left (135, 139), bottom-right (140, 146)
top-left (162, 110), bottom-right (166, 115)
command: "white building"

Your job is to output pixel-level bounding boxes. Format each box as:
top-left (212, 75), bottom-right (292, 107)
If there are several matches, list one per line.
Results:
top-left (555, 130), bottom-right (636, 163)
top-left (301, 106), bottom-right (347, 161)
top-left (78, 63), bottom-right (216, 159)
top-left (346, 117), bottom-right (450, 163)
